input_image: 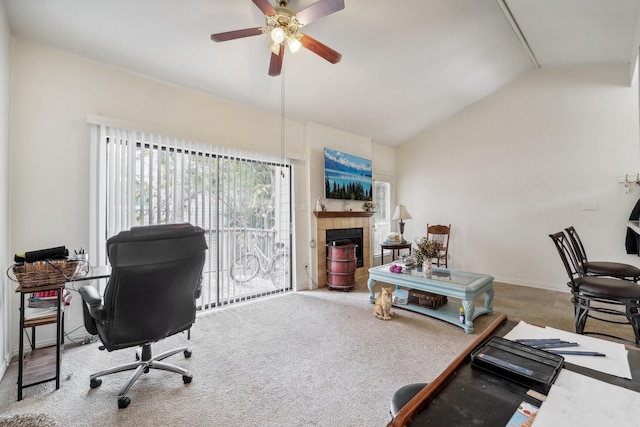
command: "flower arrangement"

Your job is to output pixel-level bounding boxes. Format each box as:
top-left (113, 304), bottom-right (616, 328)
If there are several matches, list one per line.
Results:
top-left (412, 237), bottom-right (442, 266)
top-left (362, 201), bottom-right (375, 211)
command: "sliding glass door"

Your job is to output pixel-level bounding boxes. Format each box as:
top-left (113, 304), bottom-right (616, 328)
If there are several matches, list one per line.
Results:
top-left (90, 124), bottom-right (292, 310)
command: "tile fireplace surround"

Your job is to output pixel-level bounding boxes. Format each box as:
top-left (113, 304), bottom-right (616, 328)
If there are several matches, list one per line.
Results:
top-left (314, 211), bottom-right (374, 288)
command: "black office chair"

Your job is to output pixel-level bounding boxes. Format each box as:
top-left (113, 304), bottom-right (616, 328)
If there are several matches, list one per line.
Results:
top-left (565, 226), bottom-right (640, 281)
top-left (549, 231), bottom-right (640, 346)
top-left (78, 223), bottom-right (207, 408)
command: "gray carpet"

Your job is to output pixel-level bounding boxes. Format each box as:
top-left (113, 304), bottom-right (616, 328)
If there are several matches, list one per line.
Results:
top-left (0, 413), bottom-right (58, 427)
top-left (0, 280), bottom-right (632, 426)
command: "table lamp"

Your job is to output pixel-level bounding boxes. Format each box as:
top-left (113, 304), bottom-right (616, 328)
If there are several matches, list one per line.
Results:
top-left (392, 205), bottom-right (412, 243)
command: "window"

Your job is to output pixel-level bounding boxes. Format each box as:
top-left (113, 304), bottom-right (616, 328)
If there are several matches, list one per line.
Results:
top-left (372, 176), bottom-right (392, 258)
top-left (89, 123), bottom-right (292, 310)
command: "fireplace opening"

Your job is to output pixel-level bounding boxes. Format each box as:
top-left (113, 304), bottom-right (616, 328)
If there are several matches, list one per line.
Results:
top-left (326, 228), bottom-right (364, 268)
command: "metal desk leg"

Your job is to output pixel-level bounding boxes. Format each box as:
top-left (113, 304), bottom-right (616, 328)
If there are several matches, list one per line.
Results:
top-left (17, 293), bottom-right (25, 401)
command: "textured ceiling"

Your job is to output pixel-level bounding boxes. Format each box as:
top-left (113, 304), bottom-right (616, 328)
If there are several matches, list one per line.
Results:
top-left (4, 0), bottom-right (640, 146)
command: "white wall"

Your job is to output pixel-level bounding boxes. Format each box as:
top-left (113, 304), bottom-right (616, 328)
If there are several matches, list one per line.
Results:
top-left (372, 143), bottom-right (396, 179)
top-left (397, 65), bottom-right (640, 291)
top-left (0, 4), bottom-right (11, 376)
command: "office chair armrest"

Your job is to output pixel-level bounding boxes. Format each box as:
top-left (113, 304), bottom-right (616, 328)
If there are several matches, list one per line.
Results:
top-left (78, 285), bottom-right (106, 321)
top-left (195, 276), bottom-right (203, 299)
top-left (79, 284), bottom-right (101, 304)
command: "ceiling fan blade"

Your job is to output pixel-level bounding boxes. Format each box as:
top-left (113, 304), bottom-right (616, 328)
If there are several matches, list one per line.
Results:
top-left (269, 44), bottom-right (284, 77)
top-left (296, 0), bottom-right (345, 25)
top-left (299, 34), bottom-right (341, 64)
top-left (211, 27), bottom-right (263, 42)
top-left (252, 0), bottom-right (276, 16)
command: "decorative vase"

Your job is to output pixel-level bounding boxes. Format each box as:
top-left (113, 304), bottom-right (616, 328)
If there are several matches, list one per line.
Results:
top-left (426, 260), bottom-right (433, 274)
top-left (416, 264), bottom-right (423, 272)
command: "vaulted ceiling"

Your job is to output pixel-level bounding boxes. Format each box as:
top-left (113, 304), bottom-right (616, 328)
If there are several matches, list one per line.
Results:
top-left (4, 0), bottom-right (640, 146)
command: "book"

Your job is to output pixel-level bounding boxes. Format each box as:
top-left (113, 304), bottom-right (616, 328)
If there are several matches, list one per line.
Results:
top-left (392, 259), bottom-right (415, 268)
top-left (28, 289), bottom-right (71, 308)
top-left (505, 401), bottom-right (538, 427)
top-left (24, 306), bottom-right (59, 320)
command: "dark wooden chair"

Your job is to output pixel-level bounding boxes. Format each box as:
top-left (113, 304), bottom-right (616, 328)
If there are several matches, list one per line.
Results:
top-left (426, 224), bottom-right (451, 268)
top-left (565, 226), bottom-right (640, 281)
top-left (549, 231), bottom-right (640, 346)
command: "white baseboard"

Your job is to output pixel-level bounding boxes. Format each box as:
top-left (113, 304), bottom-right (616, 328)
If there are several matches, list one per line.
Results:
top-left (493, 276), bottom-right (569, 293)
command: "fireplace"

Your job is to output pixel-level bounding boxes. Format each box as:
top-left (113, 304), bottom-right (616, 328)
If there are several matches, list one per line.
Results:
top-left (326, 228), bottom-right (364, 268)
top-left (314, 211), bottom-right (373, 288)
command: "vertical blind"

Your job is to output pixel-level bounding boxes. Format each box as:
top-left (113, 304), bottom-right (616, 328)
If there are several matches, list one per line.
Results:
top-left (88, 122), bottom-right (292, 309)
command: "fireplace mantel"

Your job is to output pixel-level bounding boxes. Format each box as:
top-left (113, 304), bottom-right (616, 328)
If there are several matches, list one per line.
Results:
top-left (313, 211), bottom-right (375, 218)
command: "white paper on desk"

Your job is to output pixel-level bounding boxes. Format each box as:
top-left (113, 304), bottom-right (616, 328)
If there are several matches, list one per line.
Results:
top-left (532, 369), bottom-right (640, 427)
top-left (503, 321), bottom-right (630, 379)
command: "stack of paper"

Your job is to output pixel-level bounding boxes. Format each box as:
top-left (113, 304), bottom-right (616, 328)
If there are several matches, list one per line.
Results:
top-left (503, 321), bottom-right (630, 378)
top-left (532, 370), bottom-right (640, 426)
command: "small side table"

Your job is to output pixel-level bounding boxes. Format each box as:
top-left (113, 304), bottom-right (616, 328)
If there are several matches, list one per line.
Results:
top-left (16, 283), bottom-right (65, 401)
top-left (380, 242), bottom-right (412, 265)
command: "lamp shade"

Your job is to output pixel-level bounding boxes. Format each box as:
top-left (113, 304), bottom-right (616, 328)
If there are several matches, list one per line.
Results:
top-left (392, 205), bottom-right (412, 221)
top-left (286, 36), bottom-right (302, 53)
top-left (271, 27), bottom-right (286, 44)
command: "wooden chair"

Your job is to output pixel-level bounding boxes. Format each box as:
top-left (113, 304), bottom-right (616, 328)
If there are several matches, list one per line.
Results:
top-left (426, 224), bottom-right (451, 268)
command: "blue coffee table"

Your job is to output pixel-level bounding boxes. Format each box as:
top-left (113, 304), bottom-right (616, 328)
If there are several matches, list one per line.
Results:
top-left (368, 264), bottom-right (494, 333)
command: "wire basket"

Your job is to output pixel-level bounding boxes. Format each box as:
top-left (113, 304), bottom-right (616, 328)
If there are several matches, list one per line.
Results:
top-left (11, 259), bottom-right (78, 288)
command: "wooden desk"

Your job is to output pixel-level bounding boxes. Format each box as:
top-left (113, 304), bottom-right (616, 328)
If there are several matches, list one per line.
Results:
top-left (380, 242), bottom-right (412, 265)
top-left (388, 315), bottom-right (640, 426)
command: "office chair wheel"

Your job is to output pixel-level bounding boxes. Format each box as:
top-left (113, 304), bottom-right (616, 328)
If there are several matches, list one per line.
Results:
top-left (183, 374), bottom-right (193, 384)
top-left (90, 378), bottom-right (102, 389)
top-left (118, 396), bottom-right (131, 409)
top-left (184, 349), bottom-right (192, 358)
top-left (143, 367), bottom-right (150, 374)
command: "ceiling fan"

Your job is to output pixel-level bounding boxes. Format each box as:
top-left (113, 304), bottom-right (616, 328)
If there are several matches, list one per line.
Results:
top-left (211, 0), bottom-right (344, 77)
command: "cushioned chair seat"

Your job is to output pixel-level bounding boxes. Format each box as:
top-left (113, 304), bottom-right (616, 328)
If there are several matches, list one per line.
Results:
top-left (582, 261), bottom-right (640, 280)
top-left (389, 382), bottom-right (427, 418)
top-left (576, 276), bottom-right (640, 299)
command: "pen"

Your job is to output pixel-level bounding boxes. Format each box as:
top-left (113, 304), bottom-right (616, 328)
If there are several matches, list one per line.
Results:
top-left (547, 350), bottom-right (606, 357)
top-left (516, 338), bottom-right (564, 343)
top-left (530, 342), bottom-right (579, 349)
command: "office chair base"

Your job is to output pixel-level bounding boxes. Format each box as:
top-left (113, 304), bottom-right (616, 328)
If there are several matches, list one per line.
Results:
top-left (89, 343), bottom-right (193, 408)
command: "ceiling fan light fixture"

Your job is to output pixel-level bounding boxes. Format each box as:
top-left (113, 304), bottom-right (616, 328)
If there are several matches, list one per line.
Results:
top-left (270, 26), bottom-right (286, 44)
top-left (286, 36), bottom-right (302, 53)
top-left (211, 0), bottom-right (345, 76)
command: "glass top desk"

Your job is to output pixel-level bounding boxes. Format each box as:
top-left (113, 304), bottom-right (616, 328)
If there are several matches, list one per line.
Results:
top-left (368, 264), bottom-right (494, 333)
